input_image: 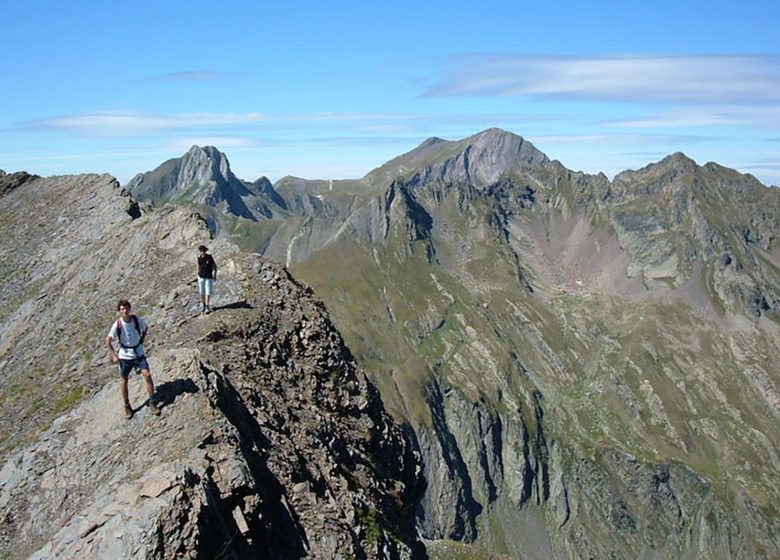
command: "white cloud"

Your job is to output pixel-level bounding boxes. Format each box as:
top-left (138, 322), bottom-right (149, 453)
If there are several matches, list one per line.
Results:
top-left (601, 105), bottom-right (780, 130)
top-left (17, 111), bottom-right (269, 135)
top-left (424, 54), bottom-right (780, 104)
top-left (604, 116), bottom-right (747, 128)
top-left (166, 137), bottom-right (260, 151)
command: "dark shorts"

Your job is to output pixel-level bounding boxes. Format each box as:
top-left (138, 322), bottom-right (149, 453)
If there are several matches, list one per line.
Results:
top-left (118, 356), bottom-right (150, 378)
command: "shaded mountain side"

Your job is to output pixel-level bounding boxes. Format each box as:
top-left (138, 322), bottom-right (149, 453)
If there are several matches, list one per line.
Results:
top-left (0, 174), bottom-right (426, 559)
top-left (291, 177), bottom-right (780, 558)
top-left (281, 135), bottom-right (780, 558)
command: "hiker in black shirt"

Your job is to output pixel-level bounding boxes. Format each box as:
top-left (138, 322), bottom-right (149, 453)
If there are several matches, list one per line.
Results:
top-left (197, 245), bottom-right (218, 314)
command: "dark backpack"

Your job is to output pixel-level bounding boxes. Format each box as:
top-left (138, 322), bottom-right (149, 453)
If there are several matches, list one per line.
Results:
top-left (116, 315), bottom-right (146, 350)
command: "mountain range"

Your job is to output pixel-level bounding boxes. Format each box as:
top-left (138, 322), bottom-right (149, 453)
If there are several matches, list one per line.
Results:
top-left (2, 129), bottom-right (780, 559)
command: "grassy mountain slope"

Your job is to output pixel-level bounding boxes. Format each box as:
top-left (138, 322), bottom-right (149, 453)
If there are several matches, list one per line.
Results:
top-left (288, 132), bottom-right (780, 558)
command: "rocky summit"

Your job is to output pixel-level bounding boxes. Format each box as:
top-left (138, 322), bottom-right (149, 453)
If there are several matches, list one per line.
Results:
top-left (0, 174), bottom-right (425, 559)
top-left (125, 146), bottom-right (287, 222)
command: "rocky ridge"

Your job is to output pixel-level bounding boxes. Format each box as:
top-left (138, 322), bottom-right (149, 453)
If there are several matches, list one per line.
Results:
top-left (0, 174), bottom-right (426, 559)
top-left (125, 146), bottom-right (287, 222)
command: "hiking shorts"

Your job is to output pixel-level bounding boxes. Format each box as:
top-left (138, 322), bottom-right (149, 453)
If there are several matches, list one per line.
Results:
top-left (198, 277), bottom-right (214, 296)
top-left (118, 356), bottom-right (150, 378)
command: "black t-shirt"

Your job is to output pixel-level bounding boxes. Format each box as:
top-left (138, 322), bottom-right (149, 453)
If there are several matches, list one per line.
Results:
top-left (198, 254), bottom-right (216, 279)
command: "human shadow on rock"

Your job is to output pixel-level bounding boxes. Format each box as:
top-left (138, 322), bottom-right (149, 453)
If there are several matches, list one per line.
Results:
top-left (213, 300), bottom-right (253, 311)
top-left (154, 378), bottom-right (200, 408)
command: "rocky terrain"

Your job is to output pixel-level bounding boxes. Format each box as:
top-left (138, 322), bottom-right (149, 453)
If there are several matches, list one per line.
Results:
top-left (4, 129), bottom-right (780, 559)
top-left (123, 131), bottom-right (780, 559)
top-left (0, 174), bottom-right (426, 558)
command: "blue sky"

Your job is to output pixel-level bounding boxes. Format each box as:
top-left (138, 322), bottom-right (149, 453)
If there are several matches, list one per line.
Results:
top-left (2, 0), bottom-right (780, 186)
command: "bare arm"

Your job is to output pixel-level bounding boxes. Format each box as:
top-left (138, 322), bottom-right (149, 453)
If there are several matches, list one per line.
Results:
top-left (106, 335), bottom-right (118, 363)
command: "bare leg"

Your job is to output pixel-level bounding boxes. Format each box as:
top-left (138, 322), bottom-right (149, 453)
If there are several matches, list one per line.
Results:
top-left (141, 370), bottom-right (155, 399)
top-left (120, 376), bottom-right (130, 406)
top-left (142, 370), bottom-right (160, 414)
top-left (120, 375), bottom-right (134, 419)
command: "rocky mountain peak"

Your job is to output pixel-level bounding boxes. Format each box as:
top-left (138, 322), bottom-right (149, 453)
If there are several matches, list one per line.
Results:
top-left (613, 151), bottom-right (697, 185)
top-left (418, 137), bottom-right (445, 149)
top-left (462, 127), bottom-right (549, 171)
top-left (364, 128), bottom-right (550, 188)
top-left (180, 144), bottom-right (234, 186)
top-left (0, 169), bottom-right (38, 197)
top-left (125, 146), bottom-right (286, 222)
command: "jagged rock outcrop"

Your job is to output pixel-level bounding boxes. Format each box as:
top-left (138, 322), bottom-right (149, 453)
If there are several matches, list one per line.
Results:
top-left (125, 146), bottom-right (288, 221)
top-left (0, 173), bottom-right (426, 559)
top-left (0, 170), bottom-right (38, 196)
top-left (606, 152), bottom-right (780, 317)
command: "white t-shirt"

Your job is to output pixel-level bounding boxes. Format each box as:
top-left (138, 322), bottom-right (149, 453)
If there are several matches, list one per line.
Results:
top-left (108, 316), bottom-right (148, 360)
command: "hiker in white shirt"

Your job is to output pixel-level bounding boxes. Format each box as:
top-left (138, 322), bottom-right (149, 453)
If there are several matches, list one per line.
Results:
top-left (106, 299), bottom-right (160, 419)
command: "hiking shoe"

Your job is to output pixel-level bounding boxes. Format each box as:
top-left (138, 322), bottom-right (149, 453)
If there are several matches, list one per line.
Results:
top-left (149, 400), bottom-right (161, 416)
top-left (205, 306), bottom-right (211, 314)
top-left (124, 403), bottom-right (134, 419)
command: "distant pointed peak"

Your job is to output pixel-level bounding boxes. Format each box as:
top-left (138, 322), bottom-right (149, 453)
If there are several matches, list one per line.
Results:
top-left (418, 136), bottom-right (445, 149)
top-left (660, 152), bottom-right (696, 166)
top-left (469, 127), bottom-right (520, 141)
top-left (184, 145), bottom-right (227, 160)
top-left (614, 151), bottom-right (700, 183)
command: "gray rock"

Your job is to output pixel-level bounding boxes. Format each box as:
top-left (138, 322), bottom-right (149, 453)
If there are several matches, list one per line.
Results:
top-left (0, 175), bottom-right (426, 559)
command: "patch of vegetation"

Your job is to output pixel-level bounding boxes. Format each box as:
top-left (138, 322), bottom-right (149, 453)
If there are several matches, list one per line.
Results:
top-left (53, 386), bottom-right (83, 414)
top-left (356, 506), bottom-right (382, 544)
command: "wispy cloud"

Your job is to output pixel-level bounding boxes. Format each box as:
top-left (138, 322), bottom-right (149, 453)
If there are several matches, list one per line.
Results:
top-left (166, 137), bottom-right (260, 151)
top-left (600, 105), bottom-right (780, 130)
top-left (9, 109), bottom-right (557, 139)
top-left (424, 54), bottom-right (780, 104)
top-left (141, 71), bottom-right (227, 82)
top-left (15, 111), bottom-right (269, 135)
top-left (603, 116), bottom-right (748, 128)
top-left (530, 132), bottom-right (718, 146)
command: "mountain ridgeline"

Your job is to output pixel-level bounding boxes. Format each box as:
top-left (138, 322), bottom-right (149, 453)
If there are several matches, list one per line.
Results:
top-left (0, 173), bottom-right (425, 558)
top-left (2, 128), bottom-right (779, 559)
top-left (125, 130), bottom-right (780, 559)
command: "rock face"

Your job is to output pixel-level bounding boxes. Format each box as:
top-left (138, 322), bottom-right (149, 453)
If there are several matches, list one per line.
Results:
top-left (125, 146), bottom-right (288, 221)
top-left (273, 132), bottom-right (780, 558)
top-left (0, 174), bottom-right (426, 559)
top-left (0, 170), bottom-right (37, 196)
top-left (365, 128), bottom-right (550, 188)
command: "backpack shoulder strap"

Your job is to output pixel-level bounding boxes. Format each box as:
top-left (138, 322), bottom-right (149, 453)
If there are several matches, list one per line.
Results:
top-left (132, 315), bottom-right (146, 345)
